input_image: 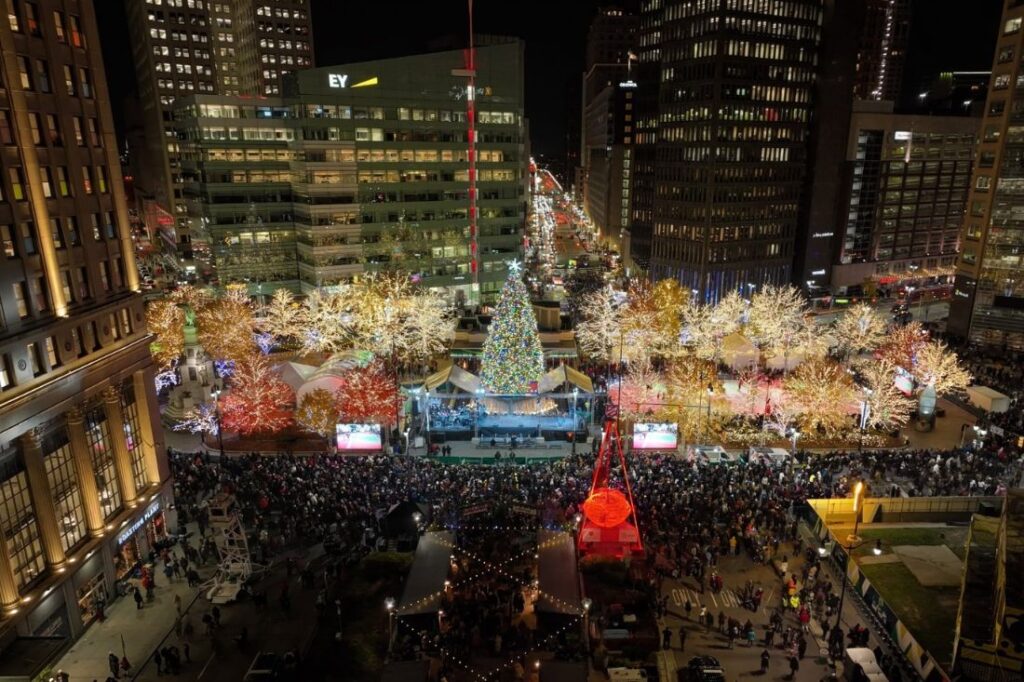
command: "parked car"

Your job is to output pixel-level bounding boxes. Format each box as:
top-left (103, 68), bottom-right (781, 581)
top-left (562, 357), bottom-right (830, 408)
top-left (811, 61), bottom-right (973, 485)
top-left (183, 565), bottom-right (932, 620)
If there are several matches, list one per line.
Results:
top-left (747, 446), bottom-right (793, 468)
top-left (686, 445), bottom-right (739, 466)
top-left (678, 655), bottom-right (725, 681)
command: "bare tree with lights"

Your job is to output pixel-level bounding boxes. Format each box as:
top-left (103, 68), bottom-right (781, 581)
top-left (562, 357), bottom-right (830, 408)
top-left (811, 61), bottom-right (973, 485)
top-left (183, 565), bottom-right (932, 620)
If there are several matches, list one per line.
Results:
top-left (834, 303), bottom-right (887, 360)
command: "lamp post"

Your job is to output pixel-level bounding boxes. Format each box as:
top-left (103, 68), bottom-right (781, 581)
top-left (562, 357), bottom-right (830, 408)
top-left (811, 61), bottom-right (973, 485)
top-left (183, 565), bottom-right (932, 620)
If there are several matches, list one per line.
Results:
top-left (789, 428), bottom-right (800, 455)
top-left (572, 387), bottom-right (579, 454)
top-left (834, 481), bottom-right (865, 634)
top-left (581, 597), bottom-right (592, 652)
top-left (211, 389), bottom-right (225, 457)
top-left (384, 597), bottom-right (395, 653)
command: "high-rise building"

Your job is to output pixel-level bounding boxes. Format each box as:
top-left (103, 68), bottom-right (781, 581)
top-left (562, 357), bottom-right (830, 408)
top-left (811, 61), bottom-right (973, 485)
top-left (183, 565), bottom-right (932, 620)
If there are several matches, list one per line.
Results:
top-left (123, 0), bottom-right (314, 272)
top-left (949, 0), bottom-right (1024, 347)
top-left (580, 6), bottom-right (637, 250)
top-left (172, 40), bottom-right (527, 303)
top-left (853, 0), bottom-right (911, 102)
top-left (0, 0), bottom-right (171, 669)
top-left (635, 0), bottom-right (823, 301)
top-left (827, 102), bottom-right (976, 291)
top-left (795, 0), bottom-right (919, 294)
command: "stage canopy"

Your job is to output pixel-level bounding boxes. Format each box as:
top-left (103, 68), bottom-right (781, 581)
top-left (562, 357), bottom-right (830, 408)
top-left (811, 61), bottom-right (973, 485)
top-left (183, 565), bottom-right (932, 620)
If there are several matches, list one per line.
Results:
top-left (537, 365), bottom-right (594, 394)
top-left (422, 363), bottom-right (482, 394)
top-left (397, 531), bottom-right (453, 616)
top-left (536, 530), bottom-right (582, 615)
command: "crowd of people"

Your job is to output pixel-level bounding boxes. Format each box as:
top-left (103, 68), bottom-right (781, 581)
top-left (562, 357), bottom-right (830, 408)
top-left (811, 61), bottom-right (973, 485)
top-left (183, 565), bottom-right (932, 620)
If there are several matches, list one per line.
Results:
top-left (166, 437), bottom-right (1022, 680)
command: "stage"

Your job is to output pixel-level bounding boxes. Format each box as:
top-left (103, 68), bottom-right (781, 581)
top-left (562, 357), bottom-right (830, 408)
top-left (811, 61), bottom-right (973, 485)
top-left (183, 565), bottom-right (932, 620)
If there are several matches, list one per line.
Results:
top-left (428, 407), bottom-right (588, 439)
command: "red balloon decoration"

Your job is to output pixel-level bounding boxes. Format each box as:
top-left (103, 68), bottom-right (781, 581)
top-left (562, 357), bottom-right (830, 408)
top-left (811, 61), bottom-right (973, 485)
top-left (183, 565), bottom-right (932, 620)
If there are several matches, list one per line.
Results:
top-left (582, 487), bottom-right (633, 528)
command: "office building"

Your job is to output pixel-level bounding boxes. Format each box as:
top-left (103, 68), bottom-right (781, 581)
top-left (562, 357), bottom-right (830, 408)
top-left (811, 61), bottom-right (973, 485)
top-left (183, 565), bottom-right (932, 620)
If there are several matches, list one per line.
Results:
top-left (0, 0), bottom-right (171, 672)
top-left (853, 0), bottom-right (911, 102)
top-left (172, 40), bottom-right (527, 303)
top-left (633, 0), bottom-right (823, 301)
top-left (828, 102), bottom-right (977, 291)
top-left (796, 0), bottom-right (922, 294)
top-left (949, 0), bottom-right (1024, 347)
top-left (123, 0), bottom-right (313, 269)
top-left (580, 6), bottom-right (637, 249)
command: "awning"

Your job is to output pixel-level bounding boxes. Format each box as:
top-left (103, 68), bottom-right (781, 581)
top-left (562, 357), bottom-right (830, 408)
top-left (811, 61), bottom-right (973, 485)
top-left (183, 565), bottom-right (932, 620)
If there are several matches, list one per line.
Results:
top-left (397, 531), bottom-right (453, 616)
top-left (536, 530), bottom-right (582, 615)
top-left (422, 365), bottom-right (481, 394)
top-left (536, 366), bottom-right (595, 394)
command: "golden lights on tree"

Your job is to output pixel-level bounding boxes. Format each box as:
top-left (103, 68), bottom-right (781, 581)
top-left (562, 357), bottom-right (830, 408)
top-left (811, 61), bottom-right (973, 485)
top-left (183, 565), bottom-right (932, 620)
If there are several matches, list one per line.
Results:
top-left (861, 359), bottom-right (914, 431)
top-left (196, 284), bottom-right (256, 365)
top-left (295, 388), bottom-right (341, 439)
top-left (834, 303), bottom-right (887, 359)
top-left (783, 358), bottom-right (857, 435)
top-left (146, 300), bottom-right (185, 369)
top-left (914, 340), bottom-right (972, 396)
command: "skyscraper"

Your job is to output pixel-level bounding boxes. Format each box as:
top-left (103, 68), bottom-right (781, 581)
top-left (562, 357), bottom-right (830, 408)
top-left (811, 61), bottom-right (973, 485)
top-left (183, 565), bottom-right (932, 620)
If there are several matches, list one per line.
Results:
top-left (0, 0), bottom-right (170, 667)
top-left (949, 0), bottom-right (1024, 348)
top-left (580, 6), bottom-right (637, 250)
top-left (853, 0), bottom-right (911, 102)
top-left (634, 0), bottom-right (823, 301)
top-left (123, 0), bottom-right (313, 272)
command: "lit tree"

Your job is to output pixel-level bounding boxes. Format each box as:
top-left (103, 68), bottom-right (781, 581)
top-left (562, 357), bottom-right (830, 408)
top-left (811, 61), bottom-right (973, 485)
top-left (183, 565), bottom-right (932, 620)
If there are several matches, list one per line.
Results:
top-left (609, 362), bottom-right (667, 419)
top-left (564, 268), bottom-right (607, 322)
top-left (146, 300), bottom-right (186, 369)
top-left (662, 356), bottom-right (724, 442)
top-left (172, 402), bottom-right (219, 436)
top-left (682, 292), bottom-right (747, 361)
top-left (783, 358), bottom-right (858, 435)
top-left (480, 262), bottom-right (545, 393)
top-left (575, 286), bottom-right (621, 364)
top-left (878, 321), bottom-right (929, 371)
top-left (295, 388), bottom-right (341, 438)
top-left (403, 290), bottom-right (456, 366)
top-left (297, 287), bottom-right (357, 354)
top-left (651, 279), bottom-right (688, 356)
top-left (861, 359), bottom-right (914, 431)
top-left (746, 284), bottom-right (807, 354)
top-left (914, 340), bottom-right (972, 397)
top-left (220, 353), bottom-right (295, 435)
top-left (335, 359), bottom-right (399, 425)
top-left (261, 288), bottom-right (303, 343)
top-left (196, 284), bottom-right (256, 364)
top-left (834, 303), bottom-right (887, 359)
top-left (352, 272), bottom-right (415, 359)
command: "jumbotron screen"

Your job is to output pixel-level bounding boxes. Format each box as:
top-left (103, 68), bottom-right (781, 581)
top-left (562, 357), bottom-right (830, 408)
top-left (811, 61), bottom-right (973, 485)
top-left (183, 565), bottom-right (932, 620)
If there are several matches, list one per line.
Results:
top-left (336, 424), bottom-right (382, 451)
top-left (632, 423), bottom-right (678, 450)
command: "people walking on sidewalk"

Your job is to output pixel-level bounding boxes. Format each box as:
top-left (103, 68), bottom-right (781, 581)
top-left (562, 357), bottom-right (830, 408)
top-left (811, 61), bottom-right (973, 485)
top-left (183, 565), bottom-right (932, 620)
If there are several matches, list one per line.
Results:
top-left (108, 651), bottom-right (120, 679)
top-left (761, 648), bottom-right (771, 674)
top-left (133, 587), bottom-right (143, 610)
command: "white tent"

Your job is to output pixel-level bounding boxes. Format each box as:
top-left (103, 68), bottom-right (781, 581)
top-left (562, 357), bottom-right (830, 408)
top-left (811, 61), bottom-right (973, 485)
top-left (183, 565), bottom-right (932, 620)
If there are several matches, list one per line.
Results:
top-left (720, 333), bottom-right (758, 370)
top-left (536, 365), bottom-right (595, 394)
top-left (274, 361), bottom-right (317, 393)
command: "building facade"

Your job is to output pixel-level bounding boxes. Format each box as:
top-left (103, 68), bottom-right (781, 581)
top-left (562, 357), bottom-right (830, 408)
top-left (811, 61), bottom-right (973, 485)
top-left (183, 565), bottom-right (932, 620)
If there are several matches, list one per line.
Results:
top-left (0, 0), bottom-right (171, 672)
top-left (853, 0), bottom-right (911, 102)
top-left (172, 41), bottom-right (527, 303)
top-left (827, 103), bottom-right (977, 290)
top-left (641, 0), bottom-right (823, 302)
top-left (949, 0), bottom-right (1024, 347)
top-left (123, 0), bottom-right (313, 271)
top-left (580, 6), bottom-right (637, 252)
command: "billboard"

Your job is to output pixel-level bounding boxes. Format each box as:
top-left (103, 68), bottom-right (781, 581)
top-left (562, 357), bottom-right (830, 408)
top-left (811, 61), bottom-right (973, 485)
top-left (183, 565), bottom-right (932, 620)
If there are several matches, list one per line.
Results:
top-left (336, 424), bottom-right (382, 451)
top-left (632, 423), bottom-right (678, 450)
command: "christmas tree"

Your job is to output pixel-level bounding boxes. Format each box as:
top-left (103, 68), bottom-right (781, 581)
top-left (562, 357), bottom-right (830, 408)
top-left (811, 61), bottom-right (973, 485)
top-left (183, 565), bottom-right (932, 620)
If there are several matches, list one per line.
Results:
top-left (481, 262), bottom-right (545, 393)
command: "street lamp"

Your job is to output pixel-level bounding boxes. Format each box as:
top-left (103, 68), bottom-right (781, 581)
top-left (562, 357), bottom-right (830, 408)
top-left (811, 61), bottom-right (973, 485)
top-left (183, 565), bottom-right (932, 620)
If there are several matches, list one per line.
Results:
top-left (211, 389), bottom-right (225, 457)
top-left (572, 387), bottom-right (579, 455)
top-left (384, 597), bottom-right (396, 653)
top-left (789, 428), bottom-right (800, 455)
top-left (834, 481), bottom-right (866, 634)
top-left (581, 597), bottom-right (593, 652)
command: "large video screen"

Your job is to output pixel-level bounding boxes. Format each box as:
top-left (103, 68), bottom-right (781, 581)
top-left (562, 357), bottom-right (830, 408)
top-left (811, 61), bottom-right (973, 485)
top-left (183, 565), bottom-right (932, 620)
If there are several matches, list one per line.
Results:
top-left (336, 423), bottom-right (382, 451)
top-left (632, 422), bottom-right (678, 450)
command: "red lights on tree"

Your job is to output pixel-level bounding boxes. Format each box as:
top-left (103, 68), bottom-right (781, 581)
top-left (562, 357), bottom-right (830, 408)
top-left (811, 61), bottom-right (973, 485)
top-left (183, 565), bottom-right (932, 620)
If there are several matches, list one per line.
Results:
top-left (335, 359), bottom-right (399, 426)
top-left (220, 354), bottom-right (295, 435)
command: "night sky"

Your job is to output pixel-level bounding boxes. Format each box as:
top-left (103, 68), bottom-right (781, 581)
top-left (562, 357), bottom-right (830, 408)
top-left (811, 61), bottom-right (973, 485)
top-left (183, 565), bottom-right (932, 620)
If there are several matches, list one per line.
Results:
top-left (96, 0), bottom-right (1002, 162)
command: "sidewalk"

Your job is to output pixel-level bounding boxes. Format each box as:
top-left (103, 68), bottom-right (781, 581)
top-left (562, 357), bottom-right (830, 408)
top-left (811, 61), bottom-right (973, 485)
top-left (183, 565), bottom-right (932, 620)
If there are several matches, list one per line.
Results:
top-left (53, 570), bottom-right (205, 681)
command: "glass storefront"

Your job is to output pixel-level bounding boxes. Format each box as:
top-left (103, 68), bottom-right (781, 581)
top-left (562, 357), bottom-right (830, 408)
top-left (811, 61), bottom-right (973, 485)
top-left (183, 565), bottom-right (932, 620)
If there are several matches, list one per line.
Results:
top-left (113, 502), bottom-right (166, 587)
top-left (76, 572), bottom-right (106, 625)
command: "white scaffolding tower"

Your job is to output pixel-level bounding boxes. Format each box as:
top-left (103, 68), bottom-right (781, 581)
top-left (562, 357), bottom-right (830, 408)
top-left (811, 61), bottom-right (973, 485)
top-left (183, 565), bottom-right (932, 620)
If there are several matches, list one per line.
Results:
top-left (202, 493), bottom-right (265, 604)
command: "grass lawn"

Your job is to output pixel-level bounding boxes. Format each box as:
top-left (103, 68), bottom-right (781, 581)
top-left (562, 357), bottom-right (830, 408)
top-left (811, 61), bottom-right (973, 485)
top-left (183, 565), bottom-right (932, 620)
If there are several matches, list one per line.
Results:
top-left (853, 526), bottom-right (970, 560)
top-left (858, 561), bottom-right (959, 668)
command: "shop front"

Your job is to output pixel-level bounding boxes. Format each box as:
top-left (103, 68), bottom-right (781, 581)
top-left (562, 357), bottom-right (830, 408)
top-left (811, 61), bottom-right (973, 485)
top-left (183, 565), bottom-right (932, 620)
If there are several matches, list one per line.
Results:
top-left (112, 500), bottom-right (167, 592)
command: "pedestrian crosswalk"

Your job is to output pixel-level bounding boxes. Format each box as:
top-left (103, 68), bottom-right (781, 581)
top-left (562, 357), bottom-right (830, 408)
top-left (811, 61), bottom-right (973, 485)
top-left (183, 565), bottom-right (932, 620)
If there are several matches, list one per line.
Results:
top-left (669, 585), bottom-right (775, 614)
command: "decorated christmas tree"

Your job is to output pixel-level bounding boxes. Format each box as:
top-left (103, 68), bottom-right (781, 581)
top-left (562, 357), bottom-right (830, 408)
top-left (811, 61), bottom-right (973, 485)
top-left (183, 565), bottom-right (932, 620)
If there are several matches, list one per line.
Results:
top-left (481, 262), bottom-right (545, 393)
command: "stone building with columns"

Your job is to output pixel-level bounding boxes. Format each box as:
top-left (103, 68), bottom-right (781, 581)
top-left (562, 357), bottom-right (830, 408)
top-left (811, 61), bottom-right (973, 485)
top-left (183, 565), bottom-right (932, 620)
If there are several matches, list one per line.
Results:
top-left (0, 0), bottom-right (172, 673)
